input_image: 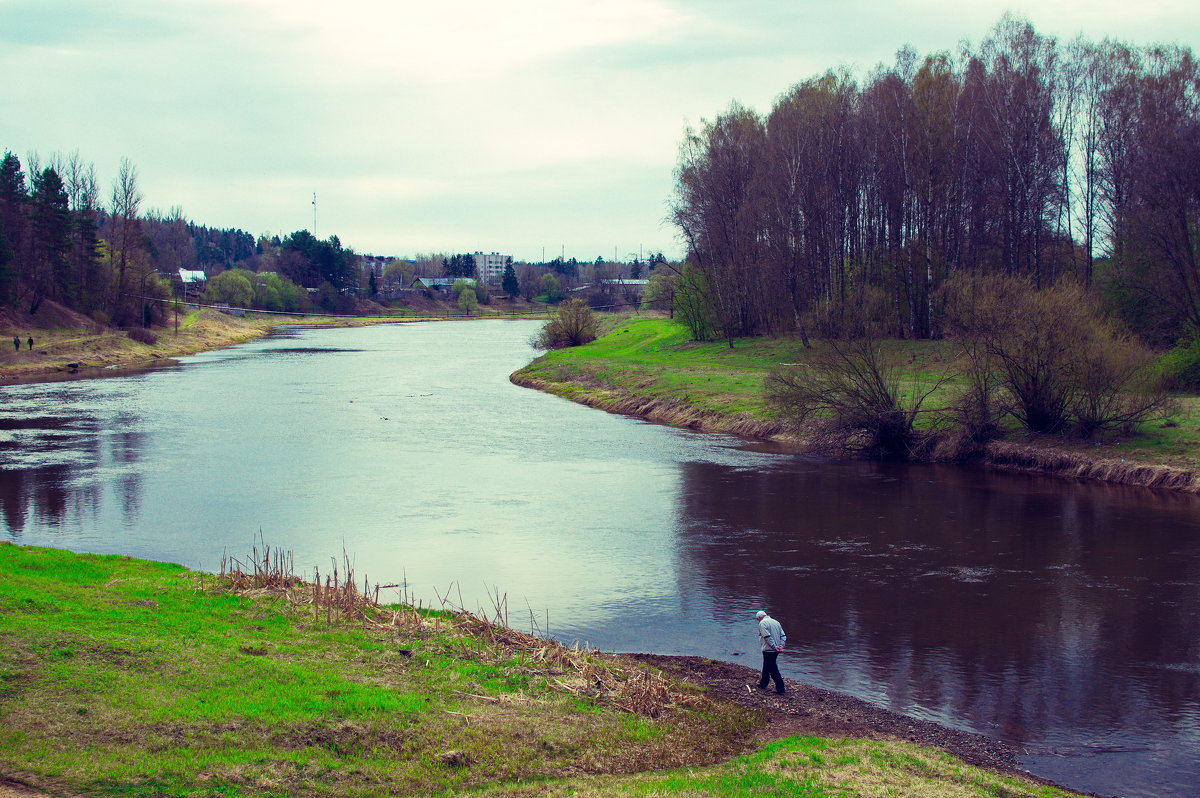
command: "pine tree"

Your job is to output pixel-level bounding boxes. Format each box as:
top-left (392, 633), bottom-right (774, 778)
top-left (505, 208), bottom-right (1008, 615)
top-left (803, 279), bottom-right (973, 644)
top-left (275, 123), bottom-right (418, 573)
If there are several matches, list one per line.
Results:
top-left (502, 263), bottom-right (519, 298)
top-left (31, 167), bottom-right (71, 310)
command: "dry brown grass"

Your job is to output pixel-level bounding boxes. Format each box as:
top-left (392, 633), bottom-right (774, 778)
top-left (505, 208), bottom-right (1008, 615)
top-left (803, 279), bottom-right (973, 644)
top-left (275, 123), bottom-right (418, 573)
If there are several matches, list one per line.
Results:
top-left (984, 440), bottom-right (1200, 492)
top-left (217, 543), bottom-right (702, 719)
top-left (509, 372), bottom-right (785, 440)
top-left (0, 308), bottom-right (283, 381)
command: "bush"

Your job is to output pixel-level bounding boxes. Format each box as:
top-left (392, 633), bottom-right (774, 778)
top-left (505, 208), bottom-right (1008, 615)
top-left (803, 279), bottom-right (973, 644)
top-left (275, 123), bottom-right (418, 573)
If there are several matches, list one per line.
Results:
top-left (673, 264), bottom-right (719, 341)
top-left (204, 270), bottom-right (254, 308)
top-left (944, 274), bottom-right (1172, 437)
top-left (1157, 334), bottom-right (1200, 391)
top-left (126, 327), bottom-right (157, 345)
top-left (534, 298), bottom-right (599, 349)
top-left (539, 274), bottom-right (565, 304)
top-left (765, 336), bottom-right (947, 460)
top-left (457, 287), bottom-right (478, 314)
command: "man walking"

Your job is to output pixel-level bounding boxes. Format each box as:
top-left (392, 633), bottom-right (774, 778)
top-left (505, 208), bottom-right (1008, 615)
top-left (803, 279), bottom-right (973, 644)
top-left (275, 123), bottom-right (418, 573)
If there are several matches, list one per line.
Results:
top-left (756, 610), bottom-right (787, 694)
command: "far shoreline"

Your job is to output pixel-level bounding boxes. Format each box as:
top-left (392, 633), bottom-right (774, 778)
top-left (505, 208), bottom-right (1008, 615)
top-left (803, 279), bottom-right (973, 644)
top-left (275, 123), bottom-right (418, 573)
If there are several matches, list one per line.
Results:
top-left (0, 307), bottom-right (544, 387)
top-left (6, 309), bottom-right (1197, 497)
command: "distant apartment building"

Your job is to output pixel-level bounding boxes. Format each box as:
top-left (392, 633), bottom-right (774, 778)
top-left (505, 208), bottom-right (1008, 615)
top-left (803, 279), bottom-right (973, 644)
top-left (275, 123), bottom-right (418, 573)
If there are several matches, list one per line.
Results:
top-left (360, 254), bottom-right (395, 280)
top-left (473, 252), bottom-right (512, 285)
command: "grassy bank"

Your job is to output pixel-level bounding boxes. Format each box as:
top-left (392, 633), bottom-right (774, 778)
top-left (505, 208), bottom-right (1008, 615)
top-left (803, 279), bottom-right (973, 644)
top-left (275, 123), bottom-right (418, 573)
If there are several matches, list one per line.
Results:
top-left (512, 317), bottom-right (795, 439)
top-left (0, 308), bottom-right (292, 382)
top-left (0, 545), bottom-right (1080, 797)
top-left (0, 304), bottom-right (542, 383)
top-left (512, 317), bottom-right (1200, 486)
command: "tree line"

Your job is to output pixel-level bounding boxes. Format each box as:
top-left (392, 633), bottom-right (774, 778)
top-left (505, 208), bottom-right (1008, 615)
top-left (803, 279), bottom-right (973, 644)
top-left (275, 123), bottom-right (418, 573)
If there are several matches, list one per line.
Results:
top-left (670, 15), bottom-right (1200, 348)
top-left (0, 150), bottom-right (364, 323)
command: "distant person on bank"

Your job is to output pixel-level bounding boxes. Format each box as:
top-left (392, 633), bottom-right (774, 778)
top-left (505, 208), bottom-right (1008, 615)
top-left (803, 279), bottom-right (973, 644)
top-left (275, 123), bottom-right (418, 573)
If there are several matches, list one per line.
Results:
top-left (12, 337), bottom-right (18, 352)
top-left (756, 610), bottom-right (787, 694)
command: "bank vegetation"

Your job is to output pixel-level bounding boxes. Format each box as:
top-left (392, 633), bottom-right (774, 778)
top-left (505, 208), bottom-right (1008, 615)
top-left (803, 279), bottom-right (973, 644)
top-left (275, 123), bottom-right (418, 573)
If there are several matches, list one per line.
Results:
top-left (513, 314), bottom-right (1200, 491)
top-left (0, 544), bottom-right (1082, 797)
top-left (546, 15), bottom-right (1200, 490)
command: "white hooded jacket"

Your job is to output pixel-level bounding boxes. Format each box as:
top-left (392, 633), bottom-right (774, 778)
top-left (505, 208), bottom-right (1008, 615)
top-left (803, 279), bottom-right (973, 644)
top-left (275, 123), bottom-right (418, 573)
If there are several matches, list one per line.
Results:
top-left (757, 614), bottom-right (786, 652)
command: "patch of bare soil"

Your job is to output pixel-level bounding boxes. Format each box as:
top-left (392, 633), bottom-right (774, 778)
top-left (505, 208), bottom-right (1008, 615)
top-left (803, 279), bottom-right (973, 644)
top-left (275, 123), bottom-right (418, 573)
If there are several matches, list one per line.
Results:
top-left (623, 653), bottom-right (1093, 795)
top-left (0, 300), bottom-right (97, 334)
top-left (0, 777), bottom-right (51, 798)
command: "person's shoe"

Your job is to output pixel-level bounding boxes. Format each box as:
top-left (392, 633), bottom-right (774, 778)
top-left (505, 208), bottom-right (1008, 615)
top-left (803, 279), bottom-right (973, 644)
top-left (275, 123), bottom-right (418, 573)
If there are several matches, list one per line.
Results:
top-left (775, 689), bottom-right (786, 695)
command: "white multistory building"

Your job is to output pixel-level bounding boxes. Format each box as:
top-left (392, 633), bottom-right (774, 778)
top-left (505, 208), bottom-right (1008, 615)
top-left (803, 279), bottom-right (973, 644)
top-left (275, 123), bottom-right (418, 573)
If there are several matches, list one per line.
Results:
top-left (472, 252), bottom-right (512, 285)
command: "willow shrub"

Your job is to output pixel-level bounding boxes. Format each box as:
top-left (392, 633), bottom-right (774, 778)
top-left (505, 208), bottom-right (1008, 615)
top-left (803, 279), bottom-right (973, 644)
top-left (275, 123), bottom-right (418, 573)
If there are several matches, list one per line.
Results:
top-left (944, 274), bottom-right (1172, 437)
top-left (765, 336), bottom-right (949, 460)
top-left (534, 298), bottom-right (600, 349)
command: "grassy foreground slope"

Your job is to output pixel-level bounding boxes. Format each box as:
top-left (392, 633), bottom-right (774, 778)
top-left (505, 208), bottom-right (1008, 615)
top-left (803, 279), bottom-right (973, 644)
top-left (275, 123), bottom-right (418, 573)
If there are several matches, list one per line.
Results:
top-left (513, 317), bottom-right (1200, 480)
top-left (0, 545), bottom-right (1080, 797)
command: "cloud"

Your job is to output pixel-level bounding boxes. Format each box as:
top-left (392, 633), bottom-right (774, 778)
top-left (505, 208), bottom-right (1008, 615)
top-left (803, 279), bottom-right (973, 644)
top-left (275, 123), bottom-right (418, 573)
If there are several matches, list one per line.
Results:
top-left (198, 0), bottom-right (688, 82)
top-left (2, 0), bottom-right (1196, 261)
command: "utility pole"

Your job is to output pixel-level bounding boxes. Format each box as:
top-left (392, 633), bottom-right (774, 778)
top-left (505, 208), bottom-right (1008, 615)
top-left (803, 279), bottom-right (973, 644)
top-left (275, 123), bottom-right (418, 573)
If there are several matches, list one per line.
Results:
top-left (312, 192), bottom-right (317, 237)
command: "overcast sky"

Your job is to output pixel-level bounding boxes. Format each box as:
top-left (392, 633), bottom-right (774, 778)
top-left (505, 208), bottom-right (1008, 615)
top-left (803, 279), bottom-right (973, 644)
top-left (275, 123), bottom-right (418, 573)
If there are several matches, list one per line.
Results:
top-left (2, 0), bottom-right (1196, 262)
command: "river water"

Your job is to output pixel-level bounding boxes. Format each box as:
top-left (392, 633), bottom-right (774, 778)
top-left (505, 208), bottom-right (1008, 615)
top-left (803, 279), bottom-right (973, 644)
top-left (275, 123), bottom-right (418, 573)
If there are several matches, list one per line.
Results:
top-left (1, 320), bottom-right (1197, 797)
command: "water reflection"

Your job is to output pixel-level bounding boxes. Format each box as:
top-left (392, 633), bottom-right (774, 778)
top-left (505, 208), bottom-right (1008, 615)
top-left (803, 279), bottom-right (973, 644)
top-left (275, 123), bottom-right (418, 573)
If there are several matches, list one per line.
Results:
top-left (673, 457), bottom-right (1200, 795)
top-left (0, 386), bottom-right (148, 537)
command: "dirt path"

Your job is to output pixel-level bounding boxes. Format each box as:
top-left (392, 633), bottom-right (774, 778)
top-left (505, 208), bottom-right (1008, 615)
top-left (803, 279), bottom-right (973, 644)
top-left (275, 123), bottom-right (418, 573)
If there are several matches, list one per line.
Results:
top-left (624, 653), bottom-right (1097, 796)
top-left (0, 778), bottom-right (46, 798)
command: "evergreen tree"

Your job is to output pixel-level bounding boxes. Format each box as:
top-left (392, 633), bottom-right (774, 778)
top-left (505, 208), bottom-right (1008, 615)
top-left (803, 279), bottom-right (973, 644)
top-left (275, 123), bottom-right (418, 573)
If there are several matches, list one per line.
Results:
top-left (0, 217), bottom-right (15, 304)
top-left (0, 153), bottom-right (27, 298)
top-left (443, 253), bottom-right (475, 278)
top-left (31, 167), bottom-right (71, 309)
top-left (501, 263), bottom-right (519, 298)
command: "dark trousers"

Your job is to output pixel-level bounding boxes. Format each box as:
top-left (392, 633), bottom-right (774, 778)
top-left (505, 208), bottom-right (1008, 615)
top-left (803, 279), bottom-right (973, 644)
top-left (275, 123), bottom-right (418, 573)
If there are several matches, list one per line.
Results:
top-left (759, 650), bottom-right (785, 693)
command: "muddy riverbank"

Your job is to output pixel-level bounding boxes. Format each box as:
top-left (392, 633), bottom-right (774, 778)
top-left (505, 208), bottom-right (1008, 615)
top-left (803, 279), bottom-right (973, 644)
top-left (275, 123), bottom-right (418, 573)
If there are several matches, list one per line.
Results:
top-left (509, 370), bottom-right (1200, 494)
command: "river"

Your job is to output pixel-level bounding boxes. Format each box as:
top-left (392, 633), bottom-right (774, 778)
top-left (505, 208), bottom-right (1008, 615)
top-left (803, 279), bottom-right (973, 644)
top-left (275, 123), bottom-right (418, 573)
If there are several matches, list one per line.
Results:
top-left (1, 319), bottom-right (1197, 797)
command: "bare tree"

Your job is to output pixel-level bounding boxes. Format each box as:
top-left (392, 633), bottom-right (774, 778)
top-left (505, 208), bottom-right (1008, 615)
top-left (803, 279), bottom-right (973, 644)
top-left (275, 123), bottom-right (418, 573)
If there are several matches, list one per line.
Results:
top-left (672, 103), bottom-right (766, 347)
top-left (109, 157), bottom-right (147, 326)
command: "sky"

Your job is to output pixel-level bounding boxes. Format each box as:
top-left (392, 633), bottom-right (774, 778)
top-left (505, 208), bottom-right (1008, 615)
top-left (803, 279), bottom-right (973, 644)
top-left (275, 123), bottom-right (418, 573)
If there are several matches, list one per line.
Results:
top-left (2, 0), bottom-right (1197, 263)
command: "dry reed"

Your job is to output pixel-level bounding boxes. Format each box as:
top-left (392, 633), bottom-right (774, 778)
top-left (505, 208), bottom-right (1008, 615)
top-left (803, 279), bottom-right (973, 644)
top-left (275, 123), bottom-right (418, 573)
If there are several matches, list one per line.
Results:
top-left (984, 440), bottom-right (1200, 492)
top-left (215, 544), bottom-right (694, 717)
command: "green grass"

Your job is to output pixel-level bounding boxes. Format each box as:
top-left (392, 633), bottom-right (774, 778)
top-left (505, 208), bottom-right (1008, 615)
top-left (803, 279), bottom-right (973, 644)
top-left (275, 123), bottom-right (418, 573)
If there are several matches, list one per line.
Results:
top-left (517, 316), bottom-right (1200, 472)
top-left (0, 545), bottom-right (751, 796)
top-left (516, 318), bottom-right (967, 426)
top-left (516, 318), bottom-right (795, 417)
top-left (0, 545), bottom-right (1085, 797)
top-left (476, 737), bottom-right (1078, 797)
